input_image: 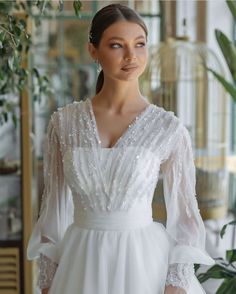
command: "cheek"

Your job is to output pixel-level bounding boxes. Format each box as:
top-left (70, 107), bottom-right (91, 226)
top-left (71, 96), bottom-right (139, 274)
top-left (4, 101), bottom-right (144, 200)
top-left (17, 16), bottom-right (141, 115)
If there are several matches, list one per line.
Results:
top-left (100, 51), bottom-right (121, 66)
top-left (137, 49), bottom-right (148, 61)
top-left (139, 51), bottom-right (148, 67)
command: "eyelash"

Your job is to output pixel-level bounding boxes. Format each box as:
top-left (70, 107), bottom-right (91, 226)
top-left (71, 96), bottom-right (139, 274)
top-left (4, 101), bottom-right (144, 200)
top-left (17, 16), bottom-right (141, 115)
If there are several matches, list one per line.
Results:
top-left (109, 42), bottom-right (146, 49)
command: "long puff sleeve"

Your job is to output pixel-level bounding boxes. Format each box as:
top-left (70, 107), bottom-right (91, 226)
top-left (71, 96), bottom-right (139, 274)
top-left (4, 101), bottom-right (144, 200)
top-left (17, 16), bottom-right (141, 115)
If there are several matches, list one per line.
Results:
top-left (27, 114), bottom-right (74, 288)
top-left (160, 125), bottom-right (214, 291)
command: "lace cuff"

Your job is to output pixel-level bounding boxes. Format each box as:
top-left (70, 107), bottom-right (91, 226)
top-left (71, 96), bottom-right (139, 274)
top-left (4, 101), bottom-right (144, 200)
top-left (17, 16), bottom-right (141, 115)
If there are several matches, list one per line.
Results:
top-left (37, 253), bottom-right (58, 289)
top-left (165, 263), bottom-right (194, 291)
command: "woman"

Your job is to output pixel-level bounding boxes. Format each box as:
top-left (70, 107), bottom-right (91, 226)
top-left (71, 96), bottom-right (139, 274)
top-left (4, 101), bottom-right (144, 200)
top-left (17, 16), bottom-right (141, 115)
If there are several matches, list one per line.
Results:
top-left (27, 4), bottom-right (214, 294)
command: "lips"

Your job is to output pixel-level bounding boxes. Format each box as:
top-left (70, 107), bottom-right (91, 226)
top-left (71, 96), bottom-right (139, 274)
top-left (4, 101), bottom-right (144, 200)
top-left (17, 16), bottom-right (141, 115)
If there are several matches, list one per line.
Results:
top-left (121, 64), bottom-right (138, 71)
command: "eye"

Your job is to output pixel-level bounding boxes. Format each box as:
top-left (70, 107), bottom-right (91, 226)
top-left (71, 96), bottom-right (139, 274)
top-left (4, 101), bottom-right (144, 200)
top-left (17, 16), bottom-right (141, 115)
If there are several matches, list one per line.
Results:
top-left (109, 43), bottom-right (122, 49)
top-left (136, 42), bottom-right (146, 47)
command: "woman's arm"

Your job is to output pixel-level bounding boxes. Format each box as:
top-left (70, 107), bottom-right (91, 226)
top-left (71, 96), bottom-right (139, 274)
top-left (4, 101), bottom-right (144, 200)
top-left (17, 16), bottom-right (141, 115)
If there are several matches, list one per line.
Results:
top-left (160, 123), bottom-right (214, 290)
top-left (27, 113), bottom-right (73, 291)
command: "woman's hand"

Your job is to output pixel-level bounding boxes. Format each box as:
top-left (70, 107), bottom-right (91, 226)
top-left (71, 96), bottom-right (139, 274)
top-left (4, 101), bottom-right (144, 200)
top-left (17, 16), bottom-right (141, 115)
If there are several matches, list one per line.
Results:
top-left (164, 285), bottom-right (187, 294)
top-left (42, 288), bottom-right (50, 294)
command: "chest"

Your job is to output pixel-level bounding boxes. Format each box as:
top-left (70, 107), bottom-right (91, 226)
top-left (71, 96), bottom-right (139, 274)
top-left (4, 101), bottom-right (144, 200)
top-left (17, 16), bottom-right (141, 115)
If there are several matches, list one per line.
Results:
top-left (56, 99), bottom-right (177, 164)
top-left (93, 110), bottom-right (145, 149)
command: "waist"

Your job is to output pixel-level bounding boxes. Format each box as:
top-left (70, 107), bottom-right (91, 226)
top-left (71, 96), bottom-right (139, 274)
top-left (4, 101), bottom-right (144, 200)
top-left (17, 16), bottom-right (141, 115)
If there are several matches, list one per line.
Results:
top-left (73, 205), bottom-right (153, 231)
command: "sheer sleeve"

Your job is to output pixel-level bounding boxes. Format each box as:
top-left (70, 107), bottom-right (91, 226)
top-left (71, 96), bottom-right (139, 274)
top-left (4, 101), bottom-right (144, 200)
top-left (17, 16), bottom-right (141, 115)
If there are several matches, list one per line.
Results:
top-left (160, 125), bottom-right (215, 290)
top-left (27, 114), bottom-right (74, 288)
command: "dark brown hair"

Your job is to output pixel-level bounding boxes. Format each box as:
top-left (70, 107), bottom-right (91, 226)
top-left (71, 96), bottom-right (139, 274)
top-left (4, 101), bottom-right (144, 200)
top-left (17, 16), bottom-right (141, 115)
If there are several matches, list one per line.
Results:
top-left (89, 4), bottom-right (148, 94)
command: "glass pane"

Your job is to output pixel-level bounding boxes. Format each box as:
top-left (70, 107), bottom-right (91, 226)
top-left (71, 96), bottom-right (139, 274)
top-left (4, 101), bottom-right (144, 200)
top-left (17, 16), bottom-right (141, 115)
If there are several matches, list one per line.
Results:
top-left (135, 0), bottom-right (160, 14)
top-left (32, 17), bottom-right (95, 109)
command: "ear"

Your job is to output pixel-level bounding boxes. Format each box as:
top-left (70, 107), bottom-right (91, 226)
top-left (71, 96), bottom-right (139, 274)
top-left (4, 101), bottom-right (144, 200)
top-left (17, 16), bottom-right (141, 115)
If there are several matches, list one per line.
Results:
top-left (88, 42), bottom-right (97, 61)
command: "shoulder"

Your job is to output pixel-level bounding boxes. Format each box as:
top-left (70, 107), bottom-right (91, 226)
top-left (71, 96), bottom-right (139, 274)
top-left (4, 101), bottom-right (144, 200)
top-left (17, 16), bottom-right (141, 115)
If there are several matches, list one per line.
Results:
top-left (151, 105), bottom-right (192, 160)
top-left (49, 100), bottom-right (85, 129)
top-left (52, 100), bottom-right (84, 120)
top-left (45, 99), bottom-right (87, 149)
top-left (151, 104), bottom-right (183, 134)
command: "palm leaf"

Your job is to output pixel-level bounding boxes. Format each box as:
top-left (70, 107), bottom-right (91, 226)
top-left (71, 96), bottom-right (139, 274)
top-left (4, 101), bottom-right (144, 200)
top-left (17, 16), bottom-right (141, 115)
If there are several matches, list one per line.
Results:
top-left (220, 220), bottom-right (236, 238)
top-left (215, 29), bottom-right (236, 81)
top-left (197, 264), bottom-right (236, 283)
top-left (207, 67), bottom-right (236, 103)
top-left (226, 0), bottom-right (236, 20)
top-left (217, 277), bottom-right (236, 294)
top-left (226, 249), bottom-right (236, 264)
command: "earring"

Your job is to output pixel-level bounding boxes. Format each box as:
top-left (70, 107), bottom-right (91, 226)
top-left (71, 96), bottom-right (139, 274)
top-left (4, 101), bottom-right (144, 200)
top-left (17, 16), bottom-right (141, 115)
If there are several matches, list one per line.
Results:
top-left (94, 59), bottom-right (101, 73)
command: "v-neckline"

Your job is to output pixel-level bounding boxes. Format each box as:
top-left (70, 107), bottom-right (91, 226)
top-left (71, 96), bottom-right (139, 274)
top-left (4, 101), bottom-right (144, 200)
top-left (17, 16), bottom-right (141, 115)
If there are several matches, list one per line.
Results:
top-left (87, 97), bottom-right (153, 149)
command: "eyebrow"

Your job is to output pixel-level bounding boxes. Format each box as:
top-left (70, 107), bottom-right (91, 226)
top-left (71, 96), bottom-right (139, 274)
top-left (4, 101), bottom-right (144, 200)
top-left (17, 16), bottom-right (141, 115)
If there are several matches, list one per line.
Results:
top-left (107, 35), bottom-right (146, 41)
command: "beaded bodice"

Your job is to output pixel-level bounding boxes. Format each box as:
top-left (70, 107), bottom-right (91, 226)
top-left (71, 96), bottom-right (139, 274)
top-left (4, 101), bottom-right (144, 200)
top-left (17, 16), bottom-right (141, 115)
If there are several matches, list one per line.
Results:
top-left (49, 98), bottom-right (181, 213)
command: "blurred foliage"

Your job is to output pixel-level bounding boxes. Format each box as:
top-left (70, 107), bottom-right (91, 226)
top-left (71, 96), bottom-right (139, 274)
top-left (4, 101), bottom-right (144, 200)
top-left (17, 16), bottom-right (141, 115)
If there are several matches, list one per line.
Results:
top-left (0, 0), bottom-right (82, 125)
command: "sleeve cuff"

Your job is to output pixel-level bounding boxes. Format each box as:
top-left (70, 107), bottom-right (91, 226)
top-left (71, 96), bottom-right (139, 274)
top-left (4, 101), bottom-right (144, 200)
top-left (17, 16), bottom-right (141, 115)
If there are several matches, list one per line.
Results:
top-left (27, 212), bottom-right (60, 263)
top-left (37, 253), bottom-right (58, 289)
top-left (166, 263), bottom-right (194, 291)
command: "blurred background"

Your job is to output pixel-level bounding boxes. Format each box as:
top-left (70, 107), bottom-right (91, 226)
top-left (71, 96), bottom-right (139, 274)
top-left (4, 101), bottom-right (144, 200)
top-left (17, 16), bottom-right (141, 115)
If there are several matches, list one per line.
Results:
top-left (0, 0), bottom-right (235, 293)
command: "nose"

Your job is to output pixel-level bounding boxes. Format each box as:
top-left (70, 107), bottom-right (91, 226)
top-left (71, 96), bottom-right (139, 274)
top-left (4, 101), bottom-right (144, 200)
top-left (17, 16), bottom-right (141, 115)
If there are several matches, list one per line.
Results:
top-left (124, 48), bottom-right (136, 61)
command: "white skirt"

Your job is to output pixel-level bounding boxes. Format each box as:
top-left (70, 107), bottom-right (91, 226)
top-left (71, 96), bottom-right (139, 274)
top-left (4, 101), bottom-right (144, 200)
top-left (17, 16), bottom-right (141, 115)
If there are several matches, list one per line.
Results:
top-left (45, 210), bottom-right (207, 294)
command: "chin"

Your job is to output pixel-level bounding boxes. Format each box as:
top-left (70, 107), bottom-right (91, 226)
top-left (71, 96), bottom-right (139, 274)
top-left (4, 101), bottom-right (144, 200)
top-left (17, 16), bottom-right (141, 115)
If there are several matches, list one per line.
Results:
top-left (118, 76), bottom-right (139, 82)
top-left (118, 72), bottom-right (143, 81)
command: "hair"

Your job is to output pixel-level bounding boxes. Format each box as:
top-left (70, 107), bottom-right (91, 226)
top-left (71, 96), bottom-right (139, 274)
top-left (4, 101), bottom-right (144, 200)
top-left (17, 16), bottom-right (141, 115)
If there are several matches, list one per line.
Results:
top-left (88, 4), bottom-right (148, 94)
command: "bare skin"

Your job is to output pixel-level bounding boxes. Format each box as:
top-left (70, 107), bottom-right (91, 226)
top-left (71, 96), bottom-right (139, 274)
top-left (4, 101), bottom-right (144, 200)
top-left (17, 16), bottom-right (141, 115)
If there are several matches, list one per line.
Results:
top-left (90, 95), bottom-right (150, 148)
top-left (88, 20), bottom-right (150, 148)
top-left (165, 285), bottom-right (186, 294)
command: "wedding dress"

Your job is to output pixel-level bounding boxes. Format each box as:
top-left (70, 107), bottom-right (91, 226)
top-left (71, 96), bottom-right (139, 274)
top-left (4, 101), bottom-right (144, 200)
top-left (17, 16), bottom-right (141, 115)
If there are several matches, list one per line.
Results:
top-left (27, 97), bottom-right (214, 294)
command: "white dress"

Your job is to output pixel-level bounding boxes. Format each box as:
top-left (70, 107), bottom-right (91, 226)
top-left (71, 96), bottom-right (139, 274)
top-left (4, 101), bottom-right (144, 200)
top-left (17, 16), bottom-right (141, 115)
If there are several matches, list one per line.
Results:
top-left (27, 97), bottom-right (214, 294)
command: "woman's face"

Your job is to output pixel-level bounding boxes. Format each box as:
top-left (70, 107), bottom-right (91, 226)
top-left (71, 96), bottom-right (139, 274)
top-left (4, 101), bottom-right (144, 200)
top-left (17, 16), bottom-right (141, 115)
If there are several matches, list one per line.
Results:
top-left (89, 20), bottom-right (148, 82)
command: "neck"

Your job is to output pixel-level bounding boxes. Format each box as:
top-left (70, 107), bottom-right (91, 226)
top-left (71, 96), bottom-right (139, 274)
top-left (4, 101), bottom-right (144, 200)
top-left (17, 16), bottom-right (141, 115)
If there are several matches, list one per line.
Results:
top-left (93, 77), bottom-right (144, 110)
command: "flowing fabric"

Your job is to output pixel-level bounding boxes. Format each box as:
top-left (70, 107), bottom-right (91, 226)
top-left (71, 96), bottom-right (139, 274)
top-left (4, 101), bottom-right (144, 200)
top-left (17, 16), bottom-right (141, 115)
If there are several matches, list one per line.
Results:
top-left (27, 97), bottom-right (214, 294)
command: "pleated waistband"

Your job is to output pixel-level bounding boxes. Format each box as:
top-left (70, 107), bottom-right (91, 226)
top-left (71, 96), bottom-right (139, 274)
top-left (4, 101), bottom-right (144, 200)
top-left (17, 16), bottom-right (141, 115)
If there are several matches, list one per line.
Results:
top-left (73, 206), bottom-right (153, 231)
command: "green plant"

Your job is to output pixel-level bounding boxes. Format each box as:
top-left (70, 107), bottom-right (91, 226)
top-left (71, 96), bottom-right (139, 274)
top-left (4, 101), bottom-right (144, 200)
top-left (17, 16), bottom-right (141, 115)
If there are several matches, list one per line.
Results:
top-left (196, 221), bottom-right (236, 293)
top-left (0, 0), bottom-right (82, 125)
top-left (207, 0), bottom-right (236, 103)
